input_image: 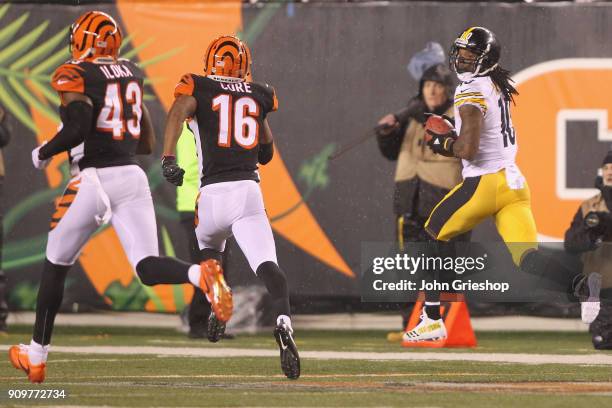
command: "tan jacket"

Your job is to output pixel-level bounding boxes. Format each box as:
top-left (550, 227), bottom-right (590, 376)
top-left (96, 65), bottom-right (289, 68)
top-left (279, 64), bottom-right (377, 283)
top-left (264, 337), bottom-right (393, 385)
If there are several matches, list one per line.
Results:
top-left (394, 107), bottom-right (462, 190)
top-left (0, 150), bottom-right (4, 177)
top-left (580, 193), bottom-right (612, 288)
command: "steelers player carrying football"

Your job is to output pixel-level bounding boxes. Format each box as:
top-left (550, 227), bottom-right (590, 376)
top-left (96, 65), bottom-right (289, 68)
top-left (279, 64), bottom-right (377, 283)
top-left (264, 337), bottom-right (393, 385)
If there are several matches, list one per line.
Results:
top-left (8, 11), bottom-right (235, 383)
top-left (403, 26), bottom-right (564, 342)
top-left (160, 35), bottom-right (300, 379)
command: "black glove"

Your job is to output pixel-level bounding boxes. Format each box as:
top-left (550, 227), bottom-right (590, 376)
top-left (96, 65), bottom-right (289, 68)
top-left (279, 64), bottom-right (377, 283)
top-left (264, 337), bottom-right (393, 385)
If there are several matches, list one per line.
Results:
top-left (161, 155), bottom-right (185, 186)
top-left (424, 113), bottom-right (457, 157)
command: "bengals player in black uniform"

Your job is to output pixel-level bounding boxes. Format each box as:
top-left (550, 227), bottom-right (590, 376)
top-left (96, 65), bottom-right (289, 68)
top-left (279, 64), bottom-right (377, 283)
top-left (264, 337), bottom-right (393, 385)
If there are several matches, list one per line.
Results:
top-left (158, 35), bottom-right (300, 379)
top-left (9, 11), bottom-right (227, 384)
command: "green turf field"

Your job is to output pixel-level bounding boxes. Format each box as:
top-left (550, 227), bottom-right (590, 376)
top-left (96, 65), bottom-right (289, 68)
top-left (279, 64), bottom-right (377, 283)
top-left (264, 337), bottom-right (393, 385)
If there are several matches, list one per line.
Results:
top-left (1, 325), bottom-right (611, 407)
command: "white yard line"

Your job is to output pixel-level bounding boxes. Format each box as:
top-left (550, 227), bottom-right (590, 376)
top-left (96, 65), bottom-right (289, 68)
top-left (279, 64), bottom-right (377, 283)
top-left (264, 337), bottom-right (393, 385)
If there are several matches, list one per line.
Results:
top-left (1, 345), bottom-right (610, 365)
top-left (6, 312), bottom-right (589, 332)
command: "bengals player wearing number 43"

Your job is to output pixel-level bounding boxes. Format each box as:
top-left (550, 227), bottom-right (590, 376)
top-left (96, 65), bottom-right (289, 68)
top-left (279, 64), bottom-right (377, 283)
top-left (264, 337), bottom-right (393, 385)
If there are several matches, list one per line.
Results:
top-left (159, 35), bottom-right (300, 379)
top-left (9, 11), bottom-right (235, 383)
top-left (403, 27), bottom-right (582, 342)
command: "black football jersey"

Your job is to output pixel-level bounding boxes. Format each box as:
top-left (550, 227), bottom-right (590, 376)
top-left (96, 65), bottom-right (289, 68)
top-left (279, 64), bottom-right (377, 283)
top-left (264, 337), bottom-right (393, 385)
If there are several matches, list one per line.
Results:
top-left (51, 58), bottom-right (145, 170)
top-left (174, 74), bottom-right (278, 186)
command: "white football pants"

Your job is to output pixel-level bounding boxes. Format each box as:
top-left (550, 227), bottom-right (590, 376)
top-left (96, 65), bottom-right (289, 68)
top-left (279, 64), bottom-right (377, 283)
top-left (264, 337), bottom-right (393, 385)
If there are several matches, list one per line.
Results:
top-left (46, 165), bottom-right (159, 268)
top-left (195, 180), bottom-right (277, 273)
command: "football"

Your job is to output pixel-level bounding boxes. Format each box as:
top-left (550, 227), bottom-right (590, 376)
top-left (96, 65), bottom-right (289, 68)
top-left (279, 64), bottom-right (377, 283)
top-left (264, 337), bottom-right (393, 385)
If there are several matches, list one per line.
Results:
top-left (424, 115), bottom-right (453, 142)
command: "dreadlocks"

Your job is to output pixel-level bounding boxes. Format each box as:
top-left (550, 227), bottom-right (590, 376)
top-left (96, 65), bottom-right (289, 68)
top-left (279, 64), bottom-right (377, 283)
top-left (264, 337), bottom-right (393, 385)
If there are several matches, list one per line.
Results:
top-left (489, 66), bottom-right (518, 104)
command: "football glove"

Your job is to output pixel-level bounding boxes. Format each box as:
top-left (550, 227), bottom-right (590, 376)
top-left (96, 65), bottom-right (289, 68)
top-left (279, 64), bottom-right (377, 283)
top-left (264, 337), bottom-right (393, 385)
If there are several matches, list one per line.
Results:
top-left (426, 129), bottom-right (457, 157)
top-left (31, 143), bottom-right (51, 170)
top-left (161, 155), bottom-right (185, 186)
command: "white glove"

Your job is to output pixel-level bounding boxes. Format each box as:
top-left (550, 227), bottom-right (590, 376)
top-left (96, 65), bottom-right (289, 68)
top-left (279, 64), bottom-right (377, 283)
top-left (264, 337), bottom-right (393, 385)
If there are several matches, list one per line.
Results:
top-left (31, 142), bottom-right (51, 170)
top-left (581, 301), bottom-right (600, 324)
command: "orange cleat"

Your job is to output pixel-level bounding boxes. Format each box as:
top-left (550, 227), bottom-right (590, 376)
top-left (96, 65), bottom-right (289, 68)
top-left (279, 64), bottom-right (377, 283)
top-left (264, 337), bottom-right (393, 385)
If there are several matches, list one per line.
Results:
top-left (199, 259), bottom-right (233, 323)
top-left (9, 345), bottom-right (46, 383)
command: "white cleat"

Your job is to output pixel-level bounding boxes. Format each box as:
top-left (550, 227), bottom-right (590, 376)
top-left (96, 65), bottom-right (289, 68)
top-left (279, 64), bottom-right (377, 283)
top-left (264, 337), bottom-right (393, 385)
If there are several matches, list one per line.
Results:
top-left (403, 309), bottom-right (447, 342)
top-left (581, 301), bottom-right (600, 324)
top-left (576, 273), bottom-right (602, 324)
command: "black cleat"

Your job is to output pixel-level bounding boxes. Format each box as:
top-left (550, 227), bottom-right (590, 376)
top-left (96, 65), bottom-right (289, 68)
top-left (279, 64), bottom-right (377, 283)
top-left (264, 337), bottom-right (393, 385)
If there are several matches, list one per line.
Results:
top-left (207, 311), bottom-right (226, 343)
top-left (274, 323), bottom-right (300, 380)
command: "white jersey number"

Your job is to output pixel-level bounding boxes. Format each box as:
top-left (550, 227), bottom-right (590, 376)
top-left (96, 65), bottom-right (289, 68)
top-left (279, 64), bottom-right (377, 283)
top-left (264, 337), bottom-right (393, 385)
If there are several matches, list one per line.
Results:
top-left (96, 81), bottom-right (142, 140)
top-left (212, 94), bottom-right (259, 149)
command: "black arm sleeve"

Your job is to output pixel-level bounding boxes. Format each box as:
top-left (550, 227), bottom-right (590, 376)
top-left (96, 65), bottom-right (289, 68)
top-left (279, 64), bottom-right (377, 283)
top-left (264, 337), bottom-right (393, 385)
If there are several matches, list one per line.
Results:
top-left (258, 142), bottom-right (274, 165)
top-left (0, 120), bottom-right (10, 148)
top-left (376, 120), bottom-right (408, 161)
top-left (38, 101), bottom-right (92, 160)
top-left (564, 208), bottom-right (597, 254)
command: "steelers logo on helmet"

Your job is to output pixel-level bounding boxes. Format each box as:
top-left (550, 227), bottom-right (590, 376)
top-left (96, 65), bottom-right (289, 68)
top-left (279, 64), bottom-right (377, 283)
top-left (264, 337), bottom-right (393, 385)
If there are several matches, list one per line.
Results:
top-left (449, 26), bottom-right (500, 82)
top-left (204, 35), bottom-right (252, 83)
top-left (69, 11), bottom-right (122, 60)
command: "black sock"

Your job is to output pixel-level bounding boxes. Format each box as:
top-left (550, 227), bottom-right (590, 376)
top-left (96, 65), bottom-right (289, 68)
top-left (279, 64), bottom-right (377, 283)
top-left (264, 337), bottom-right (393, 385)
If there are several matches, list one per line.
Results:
top-left (256, 261), bottom-right (290, 318)
top-left (33, 259), bottom-right (70, 345)
top-left (135, 256), bottom-right (192, 285)
top-left (520, 250), bottom-right (578, 289)
top-left (188, 288), bottom-right (211, 329)
top-left (200, 248), bottom-right (223, 263)
top-left (424, 303), bottom-right (441, 320)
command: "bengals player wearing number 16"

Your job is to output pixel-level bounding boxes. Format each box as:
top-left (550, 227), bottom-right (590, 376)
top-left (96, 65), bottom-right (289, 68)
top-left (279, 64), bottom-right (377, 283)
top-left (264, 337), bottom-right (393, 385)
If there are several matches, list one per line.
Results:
top-left (8, 11), bottom-right (235, 384)
top-left (159, 35), bottom-right (300, 379)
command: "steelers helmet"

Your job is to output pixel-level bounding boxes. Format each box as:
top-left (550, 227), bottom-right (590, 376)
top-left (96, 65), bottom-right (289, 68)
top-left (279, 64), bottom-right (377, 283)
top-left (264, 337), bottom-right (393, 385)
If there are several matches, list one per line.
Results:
top-left (204, 35), bottom-right (251, 82)
top-left (69, 11), bottom-right (122, 60)
top-left (449, 26), bottom-right (500, 80)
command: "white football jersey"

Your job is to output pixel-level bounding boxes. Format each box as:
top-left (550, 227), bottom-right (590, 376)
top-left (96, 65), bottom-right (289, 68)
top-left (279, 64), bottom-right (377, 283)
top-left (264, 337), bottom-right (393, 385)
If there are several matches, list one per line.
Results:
top-left (454, 76), bottom-right (518, 179)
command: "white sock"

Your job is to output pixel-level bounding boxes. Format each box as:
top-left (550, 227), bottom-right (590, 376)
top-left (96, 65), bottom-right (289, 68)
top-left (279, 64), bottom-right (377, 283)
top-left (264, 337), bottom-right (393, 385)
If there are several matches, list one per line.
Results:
top-left (28, 340), bottom-right (49, 365)
top-left (277, 315), bottom-right (292, 330)
top-left (187, 264), bottom-right (201, 287)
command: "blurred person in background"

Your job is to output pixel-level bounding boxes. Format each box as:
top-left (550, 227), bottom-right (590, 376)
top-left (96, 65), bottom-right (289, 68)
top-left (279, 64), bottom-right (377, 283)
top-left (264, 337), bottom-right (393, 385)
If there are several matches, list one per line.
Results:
top-left (176, 123), bottom-right (233, 341)
top-left (0, 105), bottom-right (10, 334)
top-left (375, 63), bottom-right (466, 341)
top-left (564, 151), bottom-right (612, 349)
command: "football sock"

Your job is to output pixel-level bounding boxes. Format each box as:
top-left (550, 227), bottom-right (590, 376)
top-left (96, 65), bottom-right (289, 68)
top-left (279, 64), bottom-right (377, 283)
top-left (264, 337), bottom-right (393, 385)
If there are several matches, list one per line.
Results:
top-left (187, 264), bottom-right (201, 287)
top-left (33, 259), bottom-right (70, 346)
top-left (28, 340), bottom-right (49, 365)
top-left (277, 314), bottom-right (293, 331)
top-left (520, 250), bottom-right (578, 288)
top-left (135, 256), bottom-right (192, 285)
top-left (200, 248), bottom-right (223, 263)
top-left (424, 302), bottom-right (441, 320)
top-left (256, 261), bottom-right (291, 317)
